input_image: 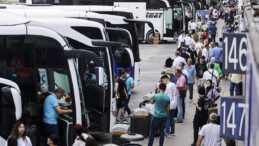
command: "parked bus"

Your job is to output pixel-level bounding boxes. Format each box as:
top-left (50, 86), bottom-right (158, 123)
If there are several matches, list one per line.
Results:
top-left (0, 10), bottom-right (105, 146)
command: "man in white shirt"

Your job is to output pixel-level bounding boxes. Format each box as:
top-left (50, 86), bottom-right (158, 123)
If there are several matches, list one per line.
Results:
top-left (189, 20), bottom-right (197, 34)
top-left (196, 113), bottom-right (221, 146)
top-left (161, 75), bottom-right (177, 137)
top-left (184, 34), bottom-right (192, 48)
top-left (202, 63), bottom-right (220, 87)
top-left (178, 31), bottom-right (185, 48)
top-left (173, 51), bottom-right (187, 70)
top-left (202, 44), bottom-right (210, 62)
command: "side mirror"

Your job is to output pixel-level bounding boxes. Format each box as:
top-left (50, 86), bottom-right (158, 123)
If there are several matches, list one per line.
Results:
top-left (1, 87), bottom-right (22, 120)
top-left (114, 47), bottom-right (134, 68)
top-left (95, 67), bottom-right (104, 86)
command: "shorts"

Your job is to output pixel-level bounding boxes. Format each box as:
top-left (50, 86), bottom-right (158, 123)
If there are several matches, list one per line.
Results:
top-left (116, 99), bottom-right (125, 108)
top-left (196, 78), bottom-right (203, 86)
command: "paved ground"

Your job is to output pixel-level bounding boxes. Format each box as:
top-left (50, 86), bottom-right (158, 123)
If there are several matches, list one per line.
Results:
top-left (93, 19), bottom-right (232, 146)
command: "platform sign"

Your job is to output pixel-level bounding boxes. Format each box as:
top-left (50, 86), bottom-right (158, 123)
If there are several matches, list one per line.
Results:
top-left (222, 33), bottom-right (247, 74)
top-left (220, 96), bottom-right (246, 140)
top-left (196, 10), bottom-right (210, 15)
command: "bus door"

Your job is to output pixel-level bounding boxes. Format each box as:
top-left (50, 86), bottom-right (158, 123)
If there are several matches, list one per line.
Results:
top-left (163, 8), bottom-right (174, 37)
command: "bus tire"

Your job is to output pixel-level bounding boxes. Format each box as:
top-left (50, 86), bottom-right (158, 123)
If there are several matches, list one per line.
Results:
top-left (146, 30), bottom-right (154, 44)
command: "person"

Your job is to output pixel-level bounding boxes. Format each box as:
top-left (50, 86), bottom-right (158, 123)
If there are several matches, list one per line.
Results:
top-left (197, 18), bottom-right (202, 32)
top-left (191, 87), bottom-right (209, 146)
top-left (160, 75), bottom-right (177, 137)
top-left (206, 57), bottom-right (222, 77)
top-left (209, 42), bottom-right (216, 61)
top-left (225, 7), bottom-right (229, 22)
top-left (174, 68), bottom-right (186, 123)
top-left (85, 136), bottom-right (96, 146)
top-left (222, 21), bottom-right (229, 33)
top-left (202, 63), bottom-right (220, 88)
top-left (209, 22), bottom-right (218, 43)
top-left (47, 134), bottom-right (59, 146)
top-left (229, 74), bottom-right (242, 96)
top-left (116, 70), bottom-right (128, 123)
top-left (125, 68), bottom-right (134, 116)
top-left (195, 56), bottom-right (207, 90)
top-left (185, 58), bottom-right (197, 101)
top-left (72, 124), bottom-right (89, 146)
top-left (178, 31), bottom-right (185, 48)
top-left (212, 42), bottom-right (222, 64)
top-left (218, 37), bottom-right (223, 48)
top-left (196, 113), bottom-right (221, 146)
top-left (227, 22), bottom-right (233, 32)
top-left (202, 44), bottom-right (210, 62)
top-left (7, 136), bottom-right (17, 146)
top-left (212, 8), bottom-right (218, 21)
top-left (181, 48), bottom-right (190, 62)
top-left (184, 33), bottom-right (193, 49)
top-left (173, 51), bottom-right (187, 69)
top-left (189, 19), bottom-right (197, 34)
top-left (42, 87), bottom-right (72, 146)
top-left (148, 83), bottom-right (170, 146)
top-left (5, 121), bottom-right (32, 146)
top-left (206, 80), bottom-right (220, 103)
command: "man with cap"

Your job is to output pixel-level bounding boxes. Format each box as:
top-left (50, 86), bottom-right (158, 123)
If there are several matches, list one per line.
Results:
top-left (206, 57), bottom-right (222, 77)
top-left (196, 113), bottom-right (221, 146)
top-left (191, 87), bottom-right (209, 146)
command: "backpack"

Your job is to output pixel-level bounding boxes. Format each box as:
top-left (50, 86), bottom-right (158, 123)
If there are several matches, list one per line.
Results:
top-left (165, 57), bottom-right (174, 68)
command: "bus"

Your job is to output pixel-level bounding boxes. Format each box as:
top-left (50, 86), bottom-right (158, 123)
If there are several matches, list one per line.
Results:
top-left (0, 10), bottom-right (105, 146)
top-left (2, 8), bottom-right (135, 132)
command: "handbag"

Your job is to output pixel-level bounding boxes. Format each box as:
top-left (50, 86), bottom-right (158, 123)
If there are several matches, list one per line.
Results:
top-left (179, 89), bottom-right (186, 98)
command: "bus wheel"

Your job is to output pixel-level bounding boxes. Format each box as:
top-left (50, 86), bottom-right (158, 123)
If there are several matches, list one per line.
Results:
top-left (146, 30), bottom-right (154, 44)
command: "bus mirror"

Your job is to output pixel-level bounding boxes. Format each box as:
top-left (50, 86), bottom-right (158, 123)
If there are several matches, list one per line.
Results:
top-left (95, 67), bottom-right (104, 86)
top-left (123, 19), bottom-right (155, 36)
top-left (1, 87), bottom-right (22, 120)
top-left (114, 47), bottom-right (134, 68)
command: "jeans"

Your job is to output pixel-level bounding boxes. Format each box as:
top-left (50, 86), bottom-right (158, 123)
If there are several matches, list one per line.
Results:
top-left (230, 81), bottom-right (239, 96)
top-left (124, 95), bottom-right (131, 115)
top-left (215, 58), bottom-right (221, 64)
top-left (177, 96), bottom-right (183, 121)
top-left (211, 34), bottom-right (216, 43)
top-left (165, 109), bottom-right (176, 134)
top-left (187, 83), bottom-right (194, 100)
top-left (43, 122), bottom-right (59, 146)
top-left (148, 117), bottom-right (167, 146)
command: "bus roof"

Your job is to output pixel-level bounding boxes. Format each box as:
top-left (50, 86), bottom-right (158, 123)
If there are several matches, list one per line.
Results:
top-left (0, 10), bottom-right (30, 25)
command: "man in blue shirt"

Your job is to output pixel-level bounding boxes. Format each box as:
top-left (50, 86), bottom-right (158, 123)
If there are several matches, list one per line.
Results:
top-left (209, 23), bottom-right (218, 43)
top-left (212, 42), bottom-right (222, 64)
top-left (125, 68), bottom-right (134, 116)
top-left (42, 87), bottom-right (72, 146)
top-left (148, 83), bottom-right (170, 146)
top-left (184, 58), bottom-right (197, 101)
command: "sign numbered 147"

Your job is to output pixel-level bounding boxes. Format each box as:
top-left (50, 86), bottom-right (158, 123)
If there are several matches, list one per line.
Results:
top-left (222, 33), bottom-right (247, 74)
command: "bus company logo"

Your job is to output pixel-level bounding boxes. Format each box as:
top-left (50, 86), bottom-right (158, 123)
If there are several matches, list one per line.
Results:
top-left (146, 12), bottom-right (163, 18)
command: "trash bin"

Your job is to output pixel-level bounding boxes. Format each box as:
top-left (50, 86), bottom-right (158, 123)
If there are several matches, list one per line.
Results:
top-left (120, 133), bottom-right (144, 146)
top-left (112, 124), bottom-right (130, 145)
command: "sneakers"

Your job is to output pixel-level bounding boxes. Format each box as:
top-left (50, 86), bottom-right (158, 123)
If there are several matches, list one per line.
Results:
top-left (189, 99), bottom-right (193, 102)
top-left (123, 119), bottom-right (129, 124)
top-left (116, 119), bottom-right (121, 123)
top-left (171, 133), bottom-right (175, 136)
top-left (165, 133), bottom-right (170, 138)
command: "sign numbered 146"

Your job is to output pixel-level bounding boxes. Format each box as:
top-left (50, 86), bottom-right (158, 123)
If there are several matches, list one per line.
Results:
top-left (222, 33), bottom-right (247, 74)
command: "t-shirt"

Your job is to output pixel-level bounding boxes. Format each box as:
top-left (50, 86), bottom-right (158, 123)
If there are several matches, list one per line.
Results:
top-left (195, 63), bottom-right (207, 78)
top-left (203, 69), bottom-right (219, 87)
top-left (195, 95), bottom-right (209, 119)
top-left (152, 93), bottom-right (170, 118)
top-left (184, 36), bottom-right (192, 46)
top-left (165, 82), bottom-right (177, 109)
top-left (176, 75), bottom-right (186, 97)
top-left (199, 123), bottom-right (221, 146)
top-left (118, 78), bottom-right (127, 99)
top-left (43, 93), bottom-right (59, 124)
top-left (209, 25), bottom-right (217, 35)
top-left (5, 136), bottom-right (32, 146)
top-left (202, 48), bottom-right (209, 62)
top-left (231, 74), bottom-right (242, 84)
top-left (173, 56), bottom-right (187, 68)
top-left (125, 74), bottom-right (134, 95)
top-left (190, 22), bottom-right (197, 30)
top-left (178, 35), bottom-right (185, 48)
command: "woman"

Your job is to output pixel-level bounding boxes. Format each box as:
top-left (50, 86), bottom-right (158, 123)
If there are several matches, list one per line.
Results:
top-left (5, 121), bottom-right (32, 146)
top-left (72, 124), bottom-right (89, 146)
top-left (206, 80), bottom-right (220, 106)
top-left (7, 136), bottom-right (17, 146)
top-left (47, 134), bottom-right (59, 146)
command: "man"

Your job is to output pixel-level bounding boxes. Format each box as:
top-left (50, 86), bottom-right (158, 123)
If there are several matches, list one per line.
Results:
top-left (184, 33), bottom-right (193, 49)
top-left (181, 48), bottom-right (190, 62)
top-left (212, 42), bottom-right (222, 64)
top-left (178, 30), bottom-right (185, 48)
top-left (184, 58), bottom-right (197, 101)
top-left (179, 63), bottom-right (188, 119)
top-left (209, 22), bottom-right (218, 43)
top-left (195, 56), bottom-right (207, 90)
top-left (196, 113), bottom-right (221, 146)
top-left (173, 51), bottom-right (187, 70)
top-left (202, 63), bottom-right (220, 88)
top-left (212, 8), bottom-right (218, 22)
top-left (160, 75), bottom-right (177, 137)
top-left (202, 44), bottom-right (210, 62)
top-left (148, 83), bottom-right (170, 146)
top-left (125, 68), bottom-right (134, 116)
top-left (43, 87), bottom-right (72, 146)
top-left (222, 21), bottom-right (229, 33)
top-left (209, 42), bottom-right (216, 61)
top-left (175, 68), bottom-right (186, 123)
top-left (191, 87), bottom-right (209, 146)
top-left (189, 19), bottom-right (197, 34)
top-left (206, 57), bottom-right (222, 77)
top-left (229, 73), bottom-right (242, 96)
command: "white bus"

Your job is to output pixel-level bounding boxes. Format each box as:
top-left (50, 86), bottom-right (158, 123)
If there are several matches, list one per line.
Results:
top-left (0, 10), bottom-right (105, 146)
